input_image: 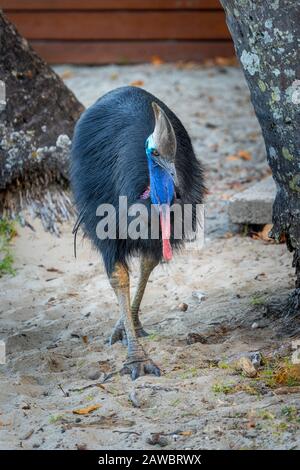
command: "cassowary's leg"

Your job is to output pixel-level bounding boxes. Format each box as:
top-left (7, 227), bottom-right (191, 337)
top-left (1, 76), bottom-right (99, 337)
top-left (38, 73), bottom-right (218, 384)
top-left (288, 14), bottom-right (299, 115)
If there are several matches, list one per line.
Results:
top-left (110, 256), bottom-right (158, 344)
top-left (131, 257), bottom-right (159, 335)
top-left (109, 262), bottom-right (160, 380)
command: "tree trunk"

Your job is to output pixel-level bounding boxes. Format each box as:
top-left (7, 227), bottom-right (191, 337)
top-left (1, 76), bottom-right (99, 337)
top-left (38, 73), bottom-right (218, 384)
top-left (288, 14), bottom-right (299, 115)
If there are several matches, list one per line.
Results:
top-left (221, 0), bottom-right (300, 313)
top-left (0, 11), bottom-right (84, 233)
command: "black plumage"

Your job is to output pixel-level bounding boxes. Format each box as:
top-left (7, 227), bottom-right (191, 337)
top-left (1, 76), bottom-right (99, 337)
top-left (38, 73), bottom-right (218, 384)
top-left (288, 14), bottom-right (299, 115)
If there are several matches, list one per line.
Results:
top-left (71, 86), bottom-right (205, 275)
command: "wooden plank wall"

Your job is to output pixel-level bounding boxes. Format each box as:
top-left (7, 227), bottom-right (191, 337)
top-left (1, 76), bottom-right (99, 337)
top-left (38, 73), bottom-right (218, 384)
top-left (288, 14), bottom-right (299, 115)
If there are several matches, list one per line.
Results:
top-left (2, 0), bottom-right (234, 64)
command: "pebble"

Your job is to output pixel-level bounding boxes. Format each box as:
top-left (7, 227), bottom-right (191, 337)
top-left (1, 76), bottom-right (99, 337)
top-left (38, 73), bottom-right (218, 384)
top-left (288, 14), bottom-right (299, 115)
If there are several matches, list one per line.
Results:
top-left (178, 302), bottom-right (188, 312)
top-left (129, 390), bottom-right (141, 408)
top-left (249, 351), bottom-right (262, 369)
top-left (192, 291), bottom-right (207, 302)
top-left (146, 433), bottom-right (169, 447)
top-left (76, 443), bottom-right (87, 450)
top-left (235, 356), bottom-right (257, 378)
top-left (186, 332), bottom-right (208, 345)
top-left (32, 442), bottom-right (41, 448)
top-left (21, 402), bottom-right (31, 410)
top-left (87, 369), bottom-right (101, 380)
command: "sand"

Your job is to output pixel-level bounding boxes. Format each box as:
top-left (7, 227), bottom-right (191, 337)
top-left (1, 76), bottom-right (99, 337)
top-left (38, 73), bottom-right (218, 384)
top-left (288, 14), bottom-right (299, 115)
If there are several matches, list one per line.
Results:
top-left (0, 64), bottom-right (299, 450)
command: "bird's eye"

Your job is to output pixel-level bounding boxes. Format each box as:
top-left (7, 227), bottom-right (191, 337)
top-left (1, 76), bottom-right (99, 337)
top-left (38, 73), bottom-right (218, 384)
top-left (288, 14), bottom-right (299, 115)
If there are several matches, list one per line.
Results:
top-left (152, 149), bottom-right (159, 157)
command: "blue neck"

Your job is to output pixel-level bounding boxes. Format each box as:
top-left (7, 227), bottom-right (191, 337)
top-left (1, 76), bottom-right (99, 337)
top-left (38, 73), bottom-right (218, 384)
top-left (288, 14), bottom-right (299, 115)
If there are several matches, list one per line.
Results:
top-left (145, 140), bottom-right (174, 206)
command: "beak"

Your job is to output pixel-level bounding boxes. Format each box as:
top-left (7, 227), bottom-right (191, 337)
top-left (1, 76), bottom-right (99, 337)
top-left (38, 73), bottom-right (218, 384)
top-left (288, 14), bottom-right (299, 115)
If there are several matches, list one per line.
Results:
top-left (155, 156), bottom-right (178, 187)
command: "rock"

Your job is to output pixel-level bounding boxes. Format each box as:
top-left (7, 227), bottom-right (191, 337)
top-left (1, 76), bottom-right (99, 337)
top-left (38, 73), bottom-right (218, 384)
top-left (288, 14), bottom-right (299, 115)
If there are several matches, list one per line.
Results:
top-left (32, 441), bottom-right (41, 448)
top-left (146, 433), bottom-right (169, 447)
top-left (192, 291), bottom-right (207, 302)
top-left (249, 351), bottom-right (262, 369)
top-left (128, 390), bottom-right (141, 408)
top-left (186, 333), bottom-right (208, 345)
top-left (235, 356), bottom-right (257, 377)
top-left (178, 302), bottom-right (188, 312)
top-left (76, 443), bottom-right (87, 450)
top-left (20, 429), bottom-right (34, 440)
top-left (87, 369), bottom-right (101, 381)
top-left (228, 176), bottom-right (276, 224)
top-left (21, 401), bottom-right (31, 410)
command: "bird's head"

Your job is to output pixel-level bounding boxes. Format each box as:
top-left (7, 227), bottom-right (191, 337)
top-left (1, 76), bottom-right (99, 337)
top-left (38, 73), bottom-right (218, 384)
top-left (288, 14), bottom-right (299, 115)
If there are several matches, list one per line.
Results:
top-left (145, 102), bottom-right (178, 261)
top-left (145, 102), bottom-right (178, 199)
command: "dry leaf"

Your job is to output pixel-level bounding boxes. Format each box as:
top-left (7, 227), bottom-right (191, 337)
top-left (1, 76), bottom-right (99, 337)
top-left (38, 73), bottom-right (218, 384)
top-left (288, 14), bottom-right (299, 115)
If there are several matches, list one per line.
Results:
top-left (247, 416), bottom-right (256, 428)
top-left (110, 72), bottom-right (119, 80)
top-left (237, 150), bottom-right (252, 161)
top-left (275, 386), bottom-right (300, 395)
top-left (226, 155), bottom-right (239, 161)
top-left (226, 150), bottom-right (252, 162)
top-left (220, 193), bottom-right (232, 200)
top-left (130, 80), bottom-right (144, 87)
top-left (73, 404), bottom-right (101, 415)
top-left (151, 55), bottom-right (164, 66)
top-left (46, 267), bottom-right (63, 274)
top-left (82, 335), bottom-right (88, 344)
top-left (215, 56), bottom-right (238, 67)
top-left (60, 70), bottom-right (74, 80)
top-left (180, 430), bottom-right (193, 436)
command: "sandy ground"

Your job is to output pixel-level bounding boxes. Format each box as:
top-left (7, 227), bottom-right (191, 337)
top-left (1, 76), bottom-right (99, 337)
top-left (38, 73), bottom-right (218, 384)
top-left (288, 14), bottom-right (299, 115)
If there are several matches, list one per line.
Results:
top-left (1, 64), bottom-right (300, 450)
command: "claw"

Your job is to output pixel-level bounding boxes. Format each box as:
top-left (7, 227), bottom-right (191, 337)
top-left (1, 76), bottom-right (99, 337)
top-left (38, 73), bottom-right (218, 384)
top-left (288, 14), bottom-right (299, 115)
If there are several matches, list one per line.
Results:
top-left (110, 321), bottom-right (150, 346)
top-left (109, 321), bottom-right (128, 346)
top-left (121, 355), bottom-right (161, 380)
top-left (135, 327), bottom-right (149, 338)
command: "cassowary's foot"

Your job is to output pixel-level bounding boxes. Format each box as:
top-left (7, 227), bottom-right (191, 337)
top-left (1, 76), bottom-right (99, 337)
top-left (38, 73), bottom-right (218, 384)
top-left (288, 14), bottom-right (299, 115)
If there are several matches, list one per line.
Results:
top-left (121, 348), bottom-right (161, 380)
top-left (135, 323), bottom-right (149, 338)
top-left (110, 319), bottom-right (149, 346)
top-left (110, 319), bottom-right (128, 346)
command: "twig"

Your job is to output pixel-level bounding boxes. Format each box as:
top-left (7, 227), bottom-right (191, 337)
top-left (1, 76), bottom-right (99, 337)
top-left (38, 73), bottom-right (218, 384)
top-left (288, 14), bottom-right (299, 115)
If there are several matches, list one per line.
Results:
top-left (273, 386), bottom-right (300, 395)
top-left (68, 377), bottom-right (117, 394)
top-left (112, 430), bottom-right (141, 436)
top-left (136, 384), bottom-right (179, 392)
top-left (58, 383), bottom-right (70, 397)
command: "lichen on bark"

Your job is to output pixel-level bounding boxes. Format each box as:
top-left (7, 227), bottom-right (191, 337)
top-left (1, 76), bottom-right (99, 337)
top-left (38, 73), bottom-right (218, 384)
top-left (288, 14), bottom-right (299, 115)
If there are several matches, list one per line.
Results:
top-left (0, 12), bottom-right (84, 233)
top-left (221, 0), bottom-right (300, 312)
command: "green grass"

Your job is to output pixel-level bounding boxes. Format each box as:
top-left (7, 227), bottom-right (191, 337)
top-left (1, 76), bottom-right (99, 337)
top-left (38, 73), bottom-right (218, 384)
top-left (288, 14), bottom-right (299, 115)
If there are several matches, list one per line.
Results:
top-left (212, 382), bottom-right (234, 395)
top-left (179, 367), bottom-right (199, 379)
top-left (281, 406), bottom-right (299, 422)
top-left (257, 356), bottom-right (300, 388)
top-left (218, 361), bottom-right (231, 370)
top-left (49, 414), bottom-right (65, 424)
top-left (250, 295), bottom-right (266, 306)
top-left (0, 218), bottom-right (16, 276)
top-left (146, 333), bottom-right (159, 341)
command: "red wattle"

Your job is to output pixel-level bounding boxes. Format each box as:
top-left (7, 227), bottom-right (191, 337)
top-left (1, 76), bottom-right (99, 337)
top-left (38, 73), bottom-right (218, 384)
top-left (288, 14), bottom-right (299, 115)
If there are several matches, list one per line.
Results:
top-left (163, 238), bottom-right (173, 261)
top-left (160, 206), bottom-right (173, 261)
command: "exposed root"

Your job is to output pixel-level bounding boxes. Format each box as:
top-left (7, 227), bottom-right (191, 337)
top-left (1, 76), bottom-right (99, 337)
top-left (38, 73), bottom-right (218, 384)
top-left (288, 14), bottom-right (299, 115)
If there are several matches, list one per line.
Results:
top-left (1, 183), bottom-right (74, 236)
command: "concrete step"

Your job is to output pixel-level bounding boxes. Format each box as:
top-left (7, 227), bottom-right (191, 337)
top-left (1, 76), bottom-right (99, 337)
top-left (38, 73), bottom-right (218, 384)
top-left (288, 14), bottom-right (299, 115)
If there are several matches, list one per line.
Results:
top-left (228, 176), bottom-right (276, 225)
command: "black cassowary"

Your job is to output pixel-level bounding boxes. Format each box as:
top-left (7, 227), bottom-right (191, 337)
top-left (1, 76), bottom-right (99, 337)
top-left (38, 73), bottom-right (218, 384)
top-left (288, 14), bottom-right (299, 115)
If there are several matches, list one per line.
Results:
top-left (71, 86), bottom-right (205, 379)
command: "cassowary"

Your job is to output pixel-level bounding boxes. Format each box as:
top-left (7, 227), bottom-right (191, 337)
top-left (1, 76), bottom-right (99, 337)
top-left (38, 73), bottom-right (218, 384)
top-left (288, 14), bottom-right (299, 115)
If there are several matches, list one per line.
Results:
top-left (71, 86), bottom-right (205, 379)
